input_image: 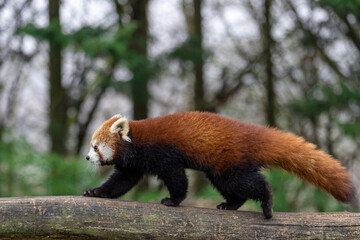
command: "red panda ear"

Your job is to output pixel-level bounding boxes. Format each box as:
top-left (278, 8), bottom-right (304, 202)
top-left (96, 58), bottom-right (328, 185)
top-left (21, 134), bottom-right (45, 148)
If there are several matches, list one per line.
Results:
top-left (110, 117), bottom-right (131, 142)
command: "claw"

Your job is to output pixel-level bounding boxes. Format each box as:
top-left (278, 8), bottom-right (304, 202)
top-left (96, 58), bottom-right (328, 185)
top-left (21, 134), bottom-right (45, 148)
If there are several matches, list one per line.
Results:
top-left (161, 197), bottom-right (179, 207)
top-left (216, 202), bottom-right (228, 210)
top-left (83, 188), bottom-right (105, 197)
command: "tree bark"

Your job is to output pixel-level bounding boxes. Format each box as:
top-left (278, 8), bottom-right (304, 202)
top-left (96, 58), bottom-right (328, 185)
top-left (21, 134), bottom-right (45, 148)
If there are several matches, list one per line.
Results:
top-left (182, 0), bottom-right (207, 111)
top-left (129, 0), bottom-right (149, 120)
top-left (192, 0), bottom-right (206, 111)
top-left (0, 196), bottom-right (359, 239)
top-left (48, 0), bottom-right (68, 154)
top-left (263, 0), bottom-right (276, 127)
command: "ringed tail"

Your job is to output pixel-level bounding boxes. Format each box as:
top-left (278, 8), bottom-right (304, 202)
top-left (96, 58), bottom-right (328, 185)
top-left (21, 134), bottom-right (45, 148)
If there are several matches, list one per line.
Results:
top-left (261, 128), bottom-right (355, 203)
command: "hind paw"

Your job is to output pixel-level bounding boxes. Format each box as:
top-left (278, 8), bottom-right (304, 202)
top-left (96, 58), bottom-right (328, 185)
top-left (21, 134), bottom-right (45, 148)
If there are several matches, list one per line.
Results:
top-left (216, 202), bottom-right (241, 210)
top-left (262, 205), bottom-right (273, 219)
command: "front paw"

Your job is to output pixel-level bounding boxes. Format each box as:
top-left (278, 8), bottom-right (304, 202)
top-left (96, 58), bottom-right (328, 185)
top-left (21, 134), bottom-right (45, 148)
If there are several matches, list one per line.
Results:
top-left (161, 197), bottom-right (179, 207)
top-left (83, 187), bottom-right (108, 198)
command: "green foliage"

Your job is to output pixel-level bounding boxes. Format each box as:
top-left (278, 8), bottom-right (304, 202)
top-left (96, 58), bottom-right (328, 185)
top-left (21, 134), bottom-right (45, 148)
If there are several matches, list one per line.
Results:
top-left (169, 35), bottom-right (212, 68)
top-left (317, 0), bottom-right (360, 17)
top-left (17, 21), bottom-right (161, 96)
top-left (288, 97), bottom-right (328, 120)
top-left (16, 20), bottom-right (165, 80)
top-left (0, 135), bottom-right (103, 197)
top-left (16, 22), bottom-right (64, 45)
top-left (266, 169), bottom-right (347, 212)
top-left (289, 83), bottom-right (360, 116)
top-left (0, 136), bottom-right (42, 197)
top-left (43, 154), bottom-right (102, 196)
top-left (288, 83), bottom-right (360, 138)
top-left (16, 22), bottom-right (137, 62)
top-left (338, 122), bottom-right (360, 139)
top-left (321, 83), bottom-right (360, 107)
top-left (170, 36), bottom-right (205, 62)
top-left (196, 185), bottom-right (222, 199)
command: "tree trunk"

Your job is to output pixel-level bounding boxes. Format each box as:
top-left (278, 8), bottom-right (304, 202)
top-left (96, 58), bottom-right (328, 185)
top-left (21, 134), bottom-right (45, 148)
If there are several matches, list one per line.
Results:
top-left (129, 0), bottom-right (149, 120)
top-left (182, 0), bottom-right (206, 111)
top-left (48, 0), bottom-right (68, 154)
top-left (263, 0), bottom-right (276, 127)
top-left (193, 0), bottom-right (205, 111)
top-left (1, 196), bottom-right (359, 239)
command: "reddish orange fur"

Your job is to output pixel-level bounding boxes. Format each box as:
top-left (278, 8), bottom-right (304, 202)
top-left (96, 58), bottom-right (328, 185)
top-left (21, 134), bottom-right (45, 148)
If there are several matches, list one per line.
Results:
top-left (127, 112), bottom-right (354, 203)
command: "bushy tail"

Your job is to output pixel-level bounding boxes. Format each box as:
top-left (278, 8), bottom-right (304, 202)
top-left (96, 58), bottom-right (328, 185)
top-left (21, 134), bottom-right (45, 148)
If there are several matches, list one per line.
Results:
top-left (261, 128), bottom-right (355, 203)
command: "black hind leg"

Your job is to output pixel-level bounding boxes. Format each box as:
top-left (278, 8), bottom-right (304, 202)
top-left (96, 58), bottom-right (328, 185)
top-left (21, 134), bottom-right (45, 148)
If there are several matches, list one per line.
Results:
top-left (206, 165), bottom-right (273, 219)
top-left (260, 183), bottom-right (273, 219)
top-left (206, 172), bottom-right (247, 210)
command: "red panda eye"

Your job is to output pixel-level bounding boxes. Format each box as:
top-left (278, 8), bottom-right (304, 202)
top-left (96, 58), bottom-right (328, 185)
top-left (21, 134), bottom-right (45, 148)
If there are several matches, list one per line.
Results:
top-left (94, 145), bottom-right (98, 151)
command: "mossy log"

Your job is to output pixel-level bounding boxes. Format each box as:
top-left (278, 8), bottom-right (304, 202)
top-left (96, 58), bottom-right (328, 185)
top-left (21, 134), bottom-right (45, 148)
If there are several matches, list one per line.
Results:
top-left (0, 196), bottom-right (359, 239)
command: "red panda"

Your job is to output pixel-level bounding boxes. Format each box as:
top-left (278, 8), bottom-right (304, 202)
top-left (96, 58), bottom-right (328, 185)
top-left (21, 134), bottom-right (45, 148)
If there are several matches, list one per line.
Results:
top-left (84, 111), bottom-right (355, 219)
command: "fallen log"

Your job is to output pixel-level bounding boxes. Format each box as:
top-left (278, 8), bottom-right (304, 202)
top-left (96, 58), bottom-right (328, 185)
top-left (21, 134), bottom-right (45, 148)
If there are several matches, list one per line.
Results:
top-left (0, 196), bottom-right (359, 239)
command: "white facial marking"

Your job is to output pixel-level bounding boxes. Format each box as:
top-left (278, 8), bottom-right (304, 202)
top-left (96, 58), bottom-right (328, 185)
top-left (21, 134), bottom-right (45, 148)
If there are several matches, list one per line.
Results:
top-left (98, 143), bottom-right (114, 162)
top-left (87, 140), bottom-right (115, 165)
top-left (87, 140), bottom-right (100, 165)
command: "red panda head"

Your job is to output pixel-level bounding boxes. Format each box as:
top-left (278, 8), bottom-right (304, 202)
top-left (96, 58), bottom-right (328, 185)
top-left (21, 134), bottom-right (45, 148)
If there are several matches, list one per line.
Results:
top-left (86, 114), bottom-right (131, 166)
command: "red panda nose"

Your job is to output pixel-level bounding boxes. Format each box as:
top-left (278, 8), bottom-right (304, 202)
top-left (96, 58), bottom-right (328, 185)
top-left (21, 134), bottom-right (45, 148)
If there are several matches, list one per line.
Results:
top-left (86, 156), bottom-right (90, 161)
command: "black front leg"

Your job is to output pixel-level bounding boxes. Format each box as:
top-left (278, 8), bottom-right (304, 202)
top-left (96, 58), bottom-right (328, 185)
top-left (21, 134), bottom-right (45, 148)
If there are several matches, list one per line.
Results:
top-left (159, 168), bottom-right (188, 207)
top-left (84, 167), bottom-right (143, 198)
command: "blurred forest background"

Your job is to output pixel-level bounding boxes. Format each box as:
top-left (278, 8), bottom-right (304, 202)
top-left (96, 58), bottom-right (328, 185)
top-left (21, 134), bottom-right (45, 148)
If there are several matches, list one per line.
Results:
top-left (0, 0), bottom-right (359, 213)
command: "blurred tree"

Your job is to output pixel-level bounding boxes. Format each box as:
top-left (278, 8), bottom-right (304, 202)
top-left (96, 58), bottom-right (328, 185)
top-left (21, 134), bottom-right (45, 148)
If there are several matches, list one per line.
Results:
top-left (283, 0), bottom-right (360, 148)
top-left (262, 0), bottom-right (276, 127)
top-left (128, 0), bottom-right (150, 120)
top-left (274, 0), bottom-right (360, 210)
top-left (317, 0), bottom-right (360, 65)
top-left (17, 0), bottom-right (152, 155)
top-left (178, 0), bottom-right (259, 113)
top-left (289, 83), bottom-right (360, 146)
top-left (183, 0), bottom-right (207, 111)
top-left (0, 1), bottom-right (38, 139)
top-left (17, 4), bottom-right (114, 155)
top-left (48, 0), bottom-right (68, 155)
top-left (319, 0), bottom-right (360, 44)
